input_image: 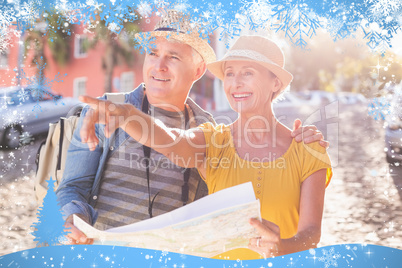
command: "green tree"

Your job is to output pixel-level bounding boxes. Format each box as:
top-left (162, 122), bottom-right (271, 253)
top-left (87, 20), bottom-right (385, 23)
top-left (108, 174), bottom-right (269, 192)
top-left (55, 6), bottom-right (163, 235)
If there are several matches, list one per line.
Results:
top-left (24, 12), bottom-right (73, 70)
top-left (286, 30), bottom-right (402, 96)
top-left (86, 14), bottom-right (140, 93)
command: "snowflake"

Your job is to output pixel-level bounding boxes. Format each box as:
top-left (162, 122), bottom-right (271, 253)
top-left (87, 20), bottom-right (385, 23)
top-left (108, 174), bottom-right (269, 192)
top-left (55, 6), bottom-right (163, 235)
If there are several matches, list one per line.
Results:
top-left (60, 2), bottom-right (94, 26)
top-left (65, 11), bottom-right (80, 25)
top-left (219, 25), bottom-right (233, 49)
top-left (369, 97), bottom-right (391, 120)
top-left (2, 158), bottom-right (16, 172)
top-left (83, 20), bottom-right (98, 34)
top-left (0, 6), bottom-right (16, 41)
top-left (201, 10), bottom-right (211, 20)
top-left (245, 12), bottom-right (261, 31)
top-left (194, 2), bottom-right (231, 37)
top-left (89, 2), bottom-right (136, 34)
top-left (0, 5), bottom-right (15, 23)
top-left (134, 32), bottom-right (157, 54)
top-left (318, 247), bottom-right (341, 268)
top-left (137, 1), bottom-right (153, 18)
top-left (18, 0), bottom-right (39, 30)
top-left (107, 22), bottom-right (121, 33)
top-left (374, 38), bottom-right (393, 56)
top-left (17, 89), bottom-right (30, 103)
top-left (4, 0), bottom-right (40, 34)
top-left (153, 0), bottom-right (169, 10)
top-left (387, 88), bottom-right (402, 118)
top-left (324, 11), bottom-right (360, 41)
top-left (0, 27), bottom-right (13, 53)
top-left (1, 92), bottom-right (10, 109)
top-left (362, 26), bottom-right (393, 55)
top-left (161, 250), bottom-right (169, 256)
top-left (271, 3), bottom-right (321, 49)
top-left (15, 60), bottom-right (66, 117)
top-left (217, 18), bottom-right (242, 49)
top-left (243, 0), bottom-right (274, 28)
top-left (1, 108), bottom-right (25, 129)
top-left (86, 0), bottom-right (98, 8)
top-left (208, 2), bottom-right (227, 19)
top-left (369, 0), bottom-right (401, 17)
top-left (205, 2), bottom-right (227, 29)
top-left (173, 0), bottom-right (190, 13)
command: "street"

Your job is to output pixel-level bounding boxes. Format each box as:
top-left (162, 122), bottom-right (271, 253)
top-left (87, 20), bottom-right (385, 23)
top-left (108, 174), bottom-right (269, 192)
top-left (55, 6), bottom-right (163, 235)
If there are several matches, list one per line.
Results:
top-left (0, 102), bottom-right (401, 255)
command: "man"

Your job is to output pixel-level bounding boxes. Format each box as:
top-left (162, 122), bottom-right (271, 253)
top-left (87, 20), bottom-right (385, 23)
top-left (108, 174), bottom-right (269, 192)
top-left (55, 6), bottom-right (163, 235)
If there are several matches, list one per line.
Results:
top-left (56, 10), bottom-right (327, 244)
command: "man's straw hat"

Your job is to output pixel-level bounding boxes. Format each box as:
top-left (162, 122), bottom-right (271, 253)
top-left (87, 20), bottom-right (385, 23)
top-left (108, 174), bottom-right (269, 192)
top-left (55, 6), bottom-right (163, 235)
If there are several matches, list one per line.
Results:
top-left (135, 10), bottom-right (216, 64)
top-left (207, 35), bottom-right (293, 90)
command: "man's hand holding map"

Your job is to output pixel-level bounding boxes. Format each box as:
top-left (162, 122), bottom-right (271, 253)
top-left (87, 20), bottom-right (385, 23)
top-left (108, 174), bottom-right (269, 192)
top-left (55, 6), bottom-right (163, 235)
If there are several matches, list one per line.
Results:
top-left (74, 182), bottom-right (261, 257)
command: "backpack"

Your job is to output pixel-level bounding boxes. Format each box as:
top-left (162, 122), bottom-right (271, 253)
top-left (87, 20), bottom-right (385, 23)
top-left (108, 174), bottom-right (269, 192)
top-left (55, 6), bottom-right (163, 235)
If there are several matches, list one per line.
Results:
top-left (34, 93), bottom-right (126, 205)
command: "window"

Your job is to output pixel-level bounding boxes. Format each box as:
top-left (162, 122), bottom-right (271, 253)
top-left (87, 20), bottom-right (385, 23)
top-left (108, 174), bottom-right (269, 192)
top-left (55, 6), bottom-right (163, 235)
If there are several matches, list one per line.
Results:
top-left (73, 77), bottom-right (87, 98)
top-left (74, 35), bottom-right (88, 58)
top-left (120, 72), bottom-right (135, 92)
top-left (0, 50), bottom-right (8, 69)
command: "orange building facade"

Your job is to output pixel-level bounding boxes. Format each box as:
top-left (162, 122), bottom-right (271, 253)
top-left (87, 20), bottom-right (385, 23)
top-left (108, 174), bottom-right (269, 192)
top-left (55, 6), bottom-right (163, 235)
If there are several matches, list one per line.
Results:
top-left (0, 19), bottom-right (218, 111)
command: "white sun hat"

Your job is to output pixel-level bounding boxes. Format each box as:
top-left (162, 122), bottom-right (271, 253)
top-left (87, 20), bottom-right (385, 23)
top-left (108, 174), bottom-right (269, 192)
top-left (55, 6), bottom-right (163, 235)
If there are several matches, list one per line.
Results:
top-left (207, 35), bottom-right (293, 90)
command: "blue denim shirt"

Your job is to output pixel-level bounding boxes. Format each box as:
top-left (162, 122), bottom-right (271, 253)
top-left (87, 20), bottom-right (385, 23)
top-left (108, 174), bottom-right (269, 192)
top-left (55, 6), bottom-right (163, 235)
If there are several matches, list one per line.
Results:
top-left (56, 84), bottom-right (216, 225)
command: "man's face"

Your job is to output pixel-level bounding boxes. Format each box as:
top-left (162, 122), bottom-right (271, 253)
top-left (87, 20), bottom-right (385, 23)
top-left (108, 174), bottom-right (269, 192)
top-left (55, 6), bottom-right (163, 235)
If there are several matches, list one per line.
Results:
top-left (143, 37), bottom-right (202, 111)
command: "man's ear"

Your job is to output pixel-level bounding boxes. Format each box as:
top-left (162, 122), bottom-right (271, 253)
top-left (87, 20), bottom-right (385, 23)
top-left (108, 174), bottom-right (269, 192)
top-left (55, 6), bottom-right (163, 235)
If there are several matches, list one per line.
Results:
top-left (273, 77), bottom-right (283, 93)
top-left (194, 61), bottom-right (207, 82)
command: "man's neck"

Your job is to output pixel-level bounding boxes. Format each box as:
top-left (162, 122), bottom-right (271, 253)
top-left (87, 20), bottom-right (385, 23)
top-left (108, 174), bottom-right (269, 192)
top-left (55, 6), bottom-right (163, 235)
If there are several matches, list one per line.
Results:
top-left (145, 94), bottom-right (187, 112)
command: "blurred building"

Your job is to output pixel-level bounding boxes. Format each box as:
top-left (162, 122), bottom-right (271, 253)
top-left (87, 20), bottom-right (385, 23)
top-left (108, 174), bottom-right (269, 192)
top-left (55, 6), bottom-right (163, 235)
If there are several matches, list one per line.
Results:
top-left (0, 17), bottom-right (219, 112)
top-left (1, 23), bottom-right (145, 98)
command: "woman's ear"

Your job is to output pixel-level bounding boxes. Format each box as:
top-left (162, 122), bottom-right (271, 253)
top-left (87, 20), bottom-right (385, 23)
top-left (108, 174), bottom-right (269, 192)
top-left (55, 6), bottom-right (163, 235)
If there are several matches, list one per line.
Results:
top-left (273, 77), bottom-right (283, 93)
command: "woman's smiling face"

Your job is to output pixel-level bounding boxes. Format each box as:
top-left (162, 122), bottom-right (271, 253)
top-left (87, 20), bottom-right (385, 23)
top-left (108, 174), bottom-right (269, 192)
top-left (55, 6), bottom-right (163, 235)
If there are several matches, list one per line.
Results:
top-left (223, 61), bottom-right (282, 114)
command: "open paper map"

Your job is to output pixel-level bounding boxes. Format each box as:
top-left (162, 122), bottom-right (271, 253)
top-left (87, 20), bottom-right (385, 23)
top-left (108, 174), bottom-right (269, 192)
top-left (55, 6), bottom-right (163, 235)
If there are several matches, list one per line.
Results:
top-left (74, 182), bottom-right (261, 257)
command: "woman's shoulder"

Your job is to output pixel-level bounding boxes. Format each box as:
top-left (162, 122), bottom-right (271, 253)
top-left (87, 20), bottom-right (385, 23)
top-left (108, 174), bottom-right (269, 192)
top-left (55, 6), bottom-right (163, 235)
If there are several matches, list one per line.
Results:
top-left (197, 122), bottom-right (231, 133)
top-left (197, 123), bottom-right (233, 148)
top-left (294, 140), bottom-right (327, 154)
top-left (291, 140), bottom-right (331, 170)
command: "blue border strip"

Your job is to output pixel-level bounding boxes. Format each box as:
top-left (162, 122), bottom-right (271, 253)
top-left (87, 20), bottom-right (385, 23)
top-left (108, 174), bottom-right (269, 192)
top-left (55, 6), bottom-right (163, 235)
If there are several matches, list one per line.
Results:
top-left (0, 244), bottom-right (401, 267)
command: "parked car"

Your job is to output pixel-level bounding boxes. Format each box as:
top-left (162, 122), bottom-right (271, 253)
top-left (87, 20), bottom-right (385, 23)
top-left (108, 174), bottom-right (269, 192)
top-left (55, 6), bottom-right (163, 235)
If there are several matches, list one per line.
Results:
top-left (0, 86), bottom-right (83, 149)
top-left (273, 91), bottom-right (303, 109)
top-left (294, 91), bottom-right (322, 108)
top-left (335, 92), bottom-right (367, 105)
top-left (274, 90), bottom-right (325, 110)
top-left (310, 90), bottom-right (338, 106)
top-left (385, 92), bottom-right (402, 164)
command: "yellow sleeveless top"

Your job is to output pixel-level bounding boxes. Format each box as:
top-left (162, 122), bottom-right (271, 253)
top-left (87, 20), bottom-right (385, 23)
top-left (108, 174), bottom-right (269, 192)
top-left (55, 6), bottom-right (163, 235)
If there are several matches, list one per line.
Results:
top-left (198, 123), bottom-right (332, 260)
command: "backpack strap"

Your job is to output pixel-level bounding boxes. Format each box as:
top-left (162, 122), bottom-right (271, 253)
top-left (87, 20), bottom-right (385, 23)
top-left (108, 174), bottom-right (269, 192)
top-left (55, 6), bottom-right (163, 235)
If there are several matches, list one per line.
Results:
top-left (56, 118), bottom-right (65, 171)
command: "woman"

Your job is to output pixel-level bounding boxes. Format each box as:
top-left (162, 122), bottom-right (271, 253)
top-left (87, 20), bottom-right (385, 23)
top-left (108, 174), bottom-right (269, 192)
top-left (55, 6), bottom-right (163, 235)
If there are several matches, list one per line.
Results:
top-left (80, 35), bottom-right (332, 259)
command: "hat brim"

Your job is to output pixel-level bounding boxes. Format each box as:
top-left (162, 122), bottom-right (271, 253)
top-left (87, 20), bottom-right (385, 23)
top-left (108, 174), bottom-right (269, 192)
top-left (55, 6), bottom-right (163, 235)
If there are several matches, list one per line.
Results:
top-left (135, 31), bottom-right (216, 65)
top-left (207, 56), bottom-right (293, 91)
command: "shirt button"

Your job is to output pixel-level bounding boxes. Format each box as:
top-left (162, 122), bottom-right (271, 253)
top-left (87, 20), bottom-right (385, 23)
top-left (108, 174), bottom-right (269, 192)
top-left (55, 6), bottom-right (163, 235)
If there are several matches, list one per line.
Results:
top-left (257, 183), bottom-right (261, 188)
top-left (257, 177), bottom-right (262, 180)
top-left (93, 196), bottom-right (97, 200)
top-left (110, 146), bottom-right (114, 151)
top-left (257, 190), bottom-right (261, 194)
top-left (258, 171), bottom-right (262, 174)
